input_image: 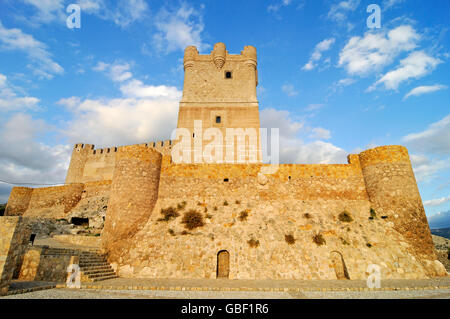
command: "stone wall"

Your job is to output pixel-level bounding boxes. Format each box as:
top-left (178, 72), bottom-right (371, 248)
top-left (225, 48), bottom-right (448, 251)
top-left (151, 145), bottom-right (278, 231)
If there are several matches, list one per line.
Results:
top-left (0, 217), bottom-right (31, 295)
top-left (65, 141), bottom-right (172, 184)
top-left (359, 146), bottom-right (436, 260)
top-left (102, 145), bottom-right (162, 260)
top-left (4, 188), bottom-right (33, 216)
top-left (101, 146), bottom-right (446, 280)
top-left (17, 247), bottom-right (72, 282)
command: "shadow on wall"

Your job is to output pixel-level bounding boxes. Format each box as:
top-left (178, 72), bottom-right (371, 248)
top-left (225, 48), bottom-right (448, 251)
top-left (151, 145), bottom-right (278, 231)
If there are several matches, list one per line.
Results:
top-left (13, 247), bottom-right (72, 282)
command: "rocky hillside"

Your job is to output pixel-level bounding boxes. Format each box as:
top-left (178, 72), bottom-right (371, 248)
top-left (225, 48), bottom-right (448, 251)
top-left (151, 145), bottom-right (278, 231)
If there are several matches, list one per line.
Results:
top-left (432, 234), bottom-right (450, 272)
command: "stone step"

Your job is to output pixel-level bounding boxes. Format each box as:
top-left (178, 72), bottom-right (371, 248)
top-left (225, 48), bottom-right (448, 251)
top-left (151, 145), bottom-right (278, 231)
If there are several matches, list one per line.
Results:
top-left (80, 263), bottom-right (112, 271)
top-left (92, 274), bottom-right (118, 282)
top-left (79, 258), bottom-right (106, 263)
top-left (80, 262), bottom-right (110, 268)
top-left (83, 269), bottom-right (116, 276)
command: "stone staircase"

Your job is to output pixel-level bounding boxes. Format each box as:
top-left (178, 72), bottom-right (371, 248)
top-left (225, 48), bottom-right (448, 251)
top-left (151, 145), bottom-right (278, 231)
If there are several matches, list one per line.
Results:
top-left (42, 247), bottom-right (117, 282)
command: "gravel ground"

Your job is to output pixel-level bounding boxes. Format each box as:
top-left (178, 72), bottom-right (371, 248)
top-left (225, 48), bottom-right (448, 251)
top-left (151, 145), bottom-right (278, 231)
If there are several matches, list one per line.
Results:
top-left (1, 288), bottom-right (449, 299)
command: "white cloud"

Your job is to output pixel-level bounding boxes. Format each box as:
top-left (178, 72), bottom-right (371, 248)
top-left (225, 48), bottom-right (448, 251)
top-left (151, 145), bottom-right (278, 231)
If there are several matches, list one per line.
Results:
top-left (327, 0), bottom-right (360, 22)
top-left (409, 154), bottom-right (449, 183)
top-left (0, 73), bottom-right (40, 112)
top-left (0, 20), bottom-right (63, 79)
top-left (20, 0), bottom-right (66, 24)
top-left (403, 84), bottom-right (447, 100)
top-left (281, 84), bottom-right (299, 97)
top-left (302, 38), bottom-right (335, 71)
top-left (383, 0), bottom-right (405, 10)
top-left (305, 103), bottom-right (325, 112)
top-left (372, 51), bottom-right (442, 91)
top-left (120, 80), bottom-right (182, 100)
top-left (93, 61), bottom-right (133, 82)
top-left (59, 96), bottom-right (180, 148)
top-left (0, 113), bottom-right (71, 202)
top-left (153, 3), bottom-right (208, 54)
top-left (424, 196), bottom-right (450, 207)
top-left (268, 0), bottom-right (304, 13)
top-left (338, 25), bottom-right (420, 76)
top-left (260, 108), bottom-right (347, 164)
top-left (310, 127), bottom-right (331, 140)
top-left (403, 115), bottom-right (450, 155)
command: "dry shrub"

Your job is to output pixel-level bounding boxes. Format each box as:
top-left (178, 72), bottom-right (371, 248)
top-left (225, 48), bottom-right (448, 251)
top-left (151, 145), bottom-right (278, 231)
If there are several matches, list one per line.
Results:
top-left (158, 207), bottom-right (179, 222)
top-left (303, 213), bottom-right (311, 219)
top-left (238, 210), bottom-right (249, 222)
top-left (312, 233), bottom-right (326, 246)
top-left (285, 234), bottom-right (296, 245)
top-left (177, 201), bottom-right (187, 210)
top-left (247, 238), bottom-right (260, 248)
top-left (181, 210), bottom-right (205, 230)
top-left (338, 211), bottom-right (353, 223)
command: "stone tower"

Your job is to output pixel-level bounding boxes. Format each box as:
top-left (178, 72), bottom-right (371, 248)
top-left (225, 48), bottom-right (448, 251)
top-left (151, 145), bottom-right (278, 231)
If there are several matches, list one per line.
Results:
top-left (175, 43), bottom-right (262, 164)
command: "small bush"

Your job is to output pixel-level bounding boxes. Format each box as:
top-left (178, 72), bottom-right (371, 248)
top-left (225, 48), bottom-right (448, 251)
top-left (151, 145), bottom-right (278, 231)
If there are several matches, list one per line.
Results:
top-left (370, 208), bottom-right (377, 219)
top-left (303, 213), bottom-right (311, 219)
top-left (247, 238), bottom-right (260, 248)
top-left (381, 215), bottom-right (388, 219)
top-left (206, 214), bottom-right (213, 219)
top-left (285, 234), bottom-right (296, 245)
top-left (223, 200), bottom-right (229, 206)
top-left (366, 243), bottom-right (372, 248)
top-left (158, 207), bottom-right (179, 222)
top-left (340, 237), bottom-right (349, 245)
top-left (168, 229), bottom-right (175, 236)
top-left (177, 201), bottom-right (187, 210)
top-left (312, 233), bottom-right (326, 246)
top-left (181, 230), bottom-right (190, 235)
top-left (338, 211), bottom-right (353, 223)
top-left (235, 200), bottom-right (241, 204)
top-left (213, 206), bottom-right (218, 211)
top-left (181, 210), bottom-right (205, 230)
top-left (238, 210), bottom-right (249, 222)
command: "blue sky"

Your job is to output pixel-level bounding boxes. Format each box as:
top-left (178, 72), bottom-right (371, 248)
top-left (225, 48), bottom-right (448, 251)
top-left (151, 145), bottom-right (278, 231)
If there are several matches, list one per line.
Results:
top-left (0, 0), bottom-right (449, 219)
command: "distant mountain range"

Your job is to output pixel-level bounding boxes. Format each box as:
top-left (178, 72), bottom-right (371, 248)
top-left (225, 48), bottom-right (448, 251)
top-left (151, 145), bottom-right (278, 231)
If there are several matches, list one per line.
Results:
top-left (431, 227), bottom-right (450, 240)
top-left (427, 210), bottom-right (450, 229)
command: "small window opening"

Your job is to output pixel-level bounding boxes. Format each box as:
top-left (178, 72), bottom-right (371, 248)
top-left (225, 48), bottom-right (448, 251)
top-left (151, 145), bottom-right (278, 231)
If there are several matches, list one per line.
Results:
top-left (288, 176), bottom-right (291, 180)
top-left (224, 178), bottom-right (229, 182)
top-left (225, 71), bottom-right (232, 79)
top-left (193, 133), bottom-right (195, 138)
top-left (216, 116), bottom-right (221, 124)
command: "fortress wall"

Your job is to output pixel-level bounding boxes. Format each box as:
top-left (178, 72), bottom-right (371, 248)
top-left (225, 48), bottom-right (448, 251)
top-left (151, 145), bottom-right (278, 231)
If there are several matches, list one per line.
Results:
top-left (106, 148), bottom-right (445, 280)
top-left (23, 184), bottom-right (84, 219)
top-left (359, 145), bottom-right (436, 261)
top-left (5, 187), bottom-right (33, 216)
top-left (0, 217), bottom-right (31, 295)
top-left (65, 141), bottom-right (172, 184)
top-left (102, 145), bottom-right (162, 260)
top-left (81, 181), bottom-right (112, 199)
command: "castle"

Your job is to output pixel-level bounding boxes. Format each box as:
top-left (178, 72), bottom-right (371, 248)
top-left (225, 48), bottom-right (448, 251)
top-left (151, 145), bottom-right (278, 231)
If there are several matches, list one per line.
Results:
top-left (1, 43), bottom-right (447, 284)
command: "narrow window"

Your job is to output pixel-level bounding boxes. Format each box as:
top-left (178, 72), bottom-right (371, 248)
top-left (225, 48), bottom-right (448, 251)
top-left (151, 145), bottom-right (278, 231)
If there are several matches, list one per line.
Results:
top-left (225, 71), bottom-right (232, 79)
top-left (224, 178), bottom-right (229, 182)
top-left (216, 116), bottom-right (221, 124)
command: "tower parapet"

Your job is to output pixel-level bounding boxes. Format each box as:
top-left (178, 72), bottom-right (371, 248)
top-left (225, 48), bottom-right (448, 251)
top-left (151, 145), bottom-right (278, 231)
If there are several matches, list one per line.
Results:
top-left (65, 143), bottom-right (94, 184)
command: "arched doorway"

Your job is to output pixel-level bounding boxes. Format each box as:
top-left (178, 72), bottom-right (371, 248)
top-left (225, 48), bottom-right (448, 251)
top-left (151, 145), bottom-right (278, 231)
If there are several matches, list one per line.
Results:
top-left (330, 251), bottom-right (350, 280)
top-left (217, 250), bottom-right (230, 278)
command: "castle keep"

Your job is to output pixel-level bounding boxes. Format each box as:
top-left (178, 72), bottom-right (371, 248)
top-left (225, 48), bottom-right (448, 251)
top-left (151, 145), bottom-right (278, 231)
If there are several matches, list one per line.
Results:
top-left (1, 43), bottom-right (446, 286)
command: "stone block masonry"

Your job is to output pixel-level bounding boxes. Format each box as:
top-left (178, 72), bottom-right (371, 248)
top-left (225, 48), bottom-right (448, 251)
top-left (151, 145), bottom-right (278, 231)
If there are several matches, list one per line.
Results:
top-left (0, 217), bottom-right (31, 295)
